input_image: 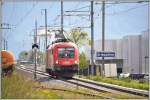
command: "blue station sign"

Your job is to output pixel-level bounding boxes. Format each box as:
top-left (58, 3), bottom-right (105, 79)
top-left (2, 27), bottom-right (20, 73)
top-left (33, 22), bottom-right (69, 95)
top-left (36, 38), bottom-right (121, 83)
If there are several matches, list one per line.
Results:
top-left (96, 52), bottom-right (115, 57)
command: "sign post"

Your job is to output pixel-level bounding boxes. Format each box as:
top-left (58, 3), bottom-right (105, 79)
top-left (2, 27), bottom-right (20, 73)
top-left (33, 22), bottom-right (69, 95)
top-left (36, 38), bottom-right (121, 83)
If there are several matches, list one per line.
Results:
top-left (96, 51), bottom-right (115, 76)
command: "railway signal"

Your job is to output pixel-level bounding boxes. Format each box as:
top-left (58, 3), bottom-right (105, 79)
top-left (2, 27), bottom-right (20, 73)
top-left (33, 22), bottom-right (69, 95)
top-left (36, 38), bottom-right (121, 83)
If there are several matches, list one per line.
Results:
top-left (32, 43), bottom-right (39, 49)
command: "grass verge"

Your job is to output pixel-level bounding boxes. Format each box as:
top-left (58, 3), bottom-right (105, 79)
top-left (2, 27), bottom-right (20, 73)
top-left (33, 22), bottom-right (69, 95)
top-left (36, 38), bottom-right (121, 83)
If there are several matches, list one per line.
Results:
top-left (82, 75), bottom-right (149, 90)
top-left (2, 70), bottom-right (147, 99)
top-left (1, 70), bottom-right (102, 99)
top-left (2, 72), bottom-right (61, 99)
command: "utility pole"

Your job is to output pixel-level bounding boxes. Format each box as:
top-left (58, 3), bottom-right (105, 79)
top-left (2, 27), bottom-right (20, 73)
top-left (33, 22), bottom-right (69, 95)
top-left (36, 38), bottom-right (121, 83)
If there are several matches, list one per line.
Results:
top-left (44, 9), bottom-right (48, 49)
top-left (5, 40), bottom-right (8, 50)
top-left (3, 39), bottom-right (7, 50)
top-left (34, 20), bottom-right (38, 80)
top-left (3, 39), bottom-right (5, 50)
top-left (39, 37), bottom-right (41, 65)
top-left (1, 23), bottom-right (11, 50)
top-left (0, 1), bottom-right (3, 98)
top-left (61, 0), bottom-right (64, 38)
top-left (64, 4), bottom-right (91, 75)
top-left (41, 9), bottom-right (48, 49)
top-left (91, 1), bottom-right (94, 75)
top-left (101, 1), bottom-right (105, 77)
top-left (42, 9), bottom-right (48, 68)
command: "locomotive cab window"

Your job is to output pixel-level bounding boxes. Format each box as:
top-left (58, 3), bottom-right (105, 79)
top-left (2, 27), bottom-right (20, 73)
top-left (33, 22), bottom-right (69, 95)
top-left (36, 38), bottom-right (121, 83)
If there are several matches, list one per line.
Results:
top-left (58, 47), bottom-right (74, 58)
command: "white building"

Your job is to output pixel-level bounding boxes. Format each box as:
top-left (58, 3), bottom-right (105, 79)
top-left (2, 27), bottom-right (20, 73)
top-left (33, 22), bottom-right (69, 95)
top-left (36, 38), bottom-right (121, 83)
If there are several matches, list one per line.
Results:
top-left (85, 30), bottom-right (149, 74)
top-left (141, 30), bottom-right (149, 74)
top-left (122, 35), bottom-right (141, 73)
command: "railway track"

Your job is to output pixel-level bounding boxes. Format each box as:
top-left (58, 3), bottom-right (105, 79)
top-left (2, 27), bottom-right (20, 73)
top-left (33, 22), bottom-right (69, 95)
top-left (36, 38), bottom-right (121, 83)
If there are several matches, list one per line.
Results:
top-left (16, 64), bottom-right (148, 98)
top-left (16, 65), bottom-right (111, 99)
top-left (72, 77), bottom-right (149, 96)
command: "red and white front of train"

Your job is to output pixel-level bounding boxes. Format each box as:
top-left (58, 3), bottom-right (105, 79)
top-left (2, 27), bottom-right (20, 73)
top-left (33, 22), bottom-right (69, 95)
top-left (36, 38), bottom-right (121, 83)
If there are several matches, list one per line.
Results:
top-left (47, 42), bottom-right (79, 77)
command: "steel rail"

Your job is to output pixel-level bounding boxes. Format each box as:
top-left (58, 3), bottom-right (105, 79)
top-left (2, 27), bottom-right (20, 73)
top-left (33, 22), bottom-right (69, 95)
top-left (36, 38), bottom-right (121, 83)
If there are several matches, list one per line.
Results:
top-left (16, 65), bottom-right (111, 99)
top-left (16, 64), bottom-right (148, 97)
top-left (72, 77), bottom-right (149, 96)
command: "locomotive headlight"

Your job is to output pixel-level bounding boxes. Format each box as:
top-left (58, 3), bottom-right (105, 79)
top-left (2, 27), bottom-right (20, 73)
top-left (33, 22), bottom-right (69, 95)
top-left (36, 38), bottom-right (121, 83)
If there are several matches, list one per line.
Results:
top-left (56, 60), bottom-right (58, 64)
top-left (74, 60), bottom-right (78, 64)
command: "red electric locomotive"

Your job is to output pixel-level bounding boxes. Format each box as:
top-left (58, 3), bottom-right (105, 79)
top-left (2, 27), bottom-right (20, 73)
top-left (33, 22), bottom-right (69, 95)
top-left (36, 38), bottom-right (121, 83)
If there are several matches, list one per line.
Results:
top-left (45, 39), bottom-right (79, 78)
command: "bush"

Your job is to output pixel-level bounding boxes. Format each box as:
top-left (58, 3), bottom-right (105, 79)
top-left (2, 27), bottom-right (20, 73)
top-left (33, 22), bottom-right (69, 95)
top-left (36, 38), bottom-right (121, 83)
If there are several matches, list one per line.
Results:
top-left (79, 52), bottom-right (88, 70)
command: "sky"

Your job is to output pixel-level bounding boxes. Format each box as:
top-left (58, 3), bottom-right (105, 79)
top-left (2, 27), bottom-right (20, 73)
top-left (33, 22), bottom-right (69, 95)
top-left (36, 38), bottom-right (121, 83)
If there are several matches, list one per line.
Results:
top-left (2, 1), bottom-right (149, 59)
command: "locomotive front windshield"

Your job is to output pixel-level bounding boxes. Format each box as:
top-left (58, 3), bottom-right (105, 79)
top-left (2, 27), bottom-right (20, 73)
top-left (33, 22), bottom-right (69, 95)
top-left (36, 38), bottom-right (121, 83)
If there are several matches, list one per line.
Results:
top-left (58, 48), bottom-right (74, 58)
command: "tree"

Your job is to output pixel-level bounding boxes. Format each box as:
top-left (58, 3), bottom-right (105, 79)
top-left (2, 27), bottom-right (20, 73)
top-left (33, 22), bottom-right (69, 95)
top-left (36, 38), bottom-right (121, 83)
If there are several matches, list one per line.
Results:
top-left (19, 50), bottom-right (45, 64)
top-left (18, 51), bottom-right (28, 61)
top-left (27, 50), bottom-right (45, 64)
top-left (65, 27), bottom-right (89, 47)
top-left (65, 28), bottom-right (89, 75)
top-left (79, 52), bottom-right (88, 75)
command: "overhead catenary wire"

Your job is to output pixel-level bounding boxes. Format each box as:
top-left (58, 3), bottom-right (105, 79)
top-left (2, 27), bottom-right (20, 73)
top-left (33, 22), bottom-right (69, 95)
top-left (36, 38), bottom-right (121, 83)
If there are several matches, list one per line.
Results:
top-left (51, 15), bottom-right (60, 25)
top-left (41, 2), bottom-right (148, 31)
top-left (106, 3), bottom-right (148, 15)
top-left (70, 5), bottom-right (90, 12)
top-left (63, 3), bottom-right (113, 29)
top-left (7, 1), bottom-right (15, 24)
top-left (47, 1), bottom-right (148, 29)
top-left (95, 1), bottom-right (148, 4)
top-left (48, 4), bottom-right (91, 30)
top-left (7, 1), bottom-right (39, 51)
top-left (72, 1), bottom-right (81, 10)
top-left (46, 1), bottom-right (56, 25)
top-left (14, 1), bottom-right (38, 28)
